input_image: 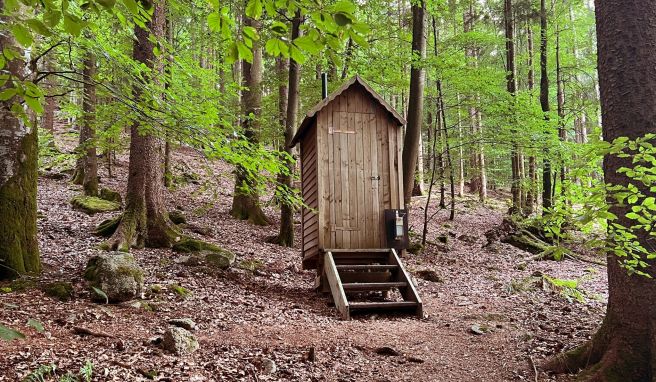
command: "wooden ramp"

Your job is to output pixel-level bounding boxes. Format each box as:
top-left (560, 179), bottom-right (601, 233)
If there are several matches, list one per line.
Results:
top-left (323, 249), bottom-right (423, 320)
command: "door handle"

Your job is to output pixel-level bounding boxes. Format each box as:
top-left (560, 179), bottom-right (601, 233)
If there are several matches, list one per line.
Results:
top-left (371, 176), bottom-right (380, 180)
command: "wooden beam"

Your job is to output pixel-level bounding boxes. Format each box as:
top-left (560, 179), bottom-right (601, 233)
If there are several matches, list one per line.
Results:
top-left (324, 251), bottom-right (350, 320)
top-left (389, 249), bottom-right (423, 317)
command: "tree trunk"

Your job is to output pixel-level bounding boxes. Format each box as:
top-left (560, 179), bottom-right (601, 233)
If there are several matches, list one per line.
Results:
top-left (556, 29), bottom-right (566, 196)
top-left (230, 15), bottom-right (269, 225)
top-left (524, 22), bottom-right (537, 215)
top-left (274, 10), bottom-right (301, 246)
top-left (81, 52), bottom-right (98, 196)
top-left (505, 0), bottom-right (522, 214)
top-left (0, 2), bottom-right (41, 279)
top-left (108, 0), bottom-right (179, 251)
top-left (163, 14), bottom-right (174, 188)
top-left (464, 2), bottom-right (486, 202)
top-left (540, 0), bottom-right (552, 212)
top-left (412, 135), bottom-right (426, 196)
top-left (544, 1), bottom-right (656, 379)
top-left (402, 0), bottom-right (427, 207)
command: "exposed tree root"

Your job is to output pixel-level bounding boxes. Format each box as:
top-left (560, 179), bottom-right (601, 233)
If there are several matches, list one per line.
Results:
top-left (230, 194), bottom-right (270, 226)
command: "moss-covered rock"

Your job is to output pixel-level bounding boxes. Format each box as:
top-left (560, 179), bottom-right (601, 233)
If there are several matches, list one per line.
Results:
top-left (84, 252), bottom-right (144, 303)
top-left (99, 187), bottom-right (122, 204)
top-left (169, 210), bottom-right (186, 225)
top-left (71, 195), bottom-right (120, 214)
top-left (172, 238), bottom-right (235, 269)
top-left (9, 278), bottom-right (37, 291)
top-left (407, 241), bottom-right (424, 255)
top-left (172, 238), bottom-right (221, 253)
top-left (42, 281), bottom-right (74, 301)
top-left (238, 259), bottom-right (263, 272)
top-left (204, 250), bottom-right (235, 269)
top-left (95, 215), bottom-right (122, 237)
top-left (168, 283), bottom-right (191, 298)
top-left (162, 326), bottom-right (199, 355)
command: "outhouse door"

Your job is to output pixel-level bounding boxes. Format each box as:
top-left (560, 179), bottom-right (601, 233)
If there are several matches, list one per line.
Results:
top-left (327, 108), bottom-right (396, 250)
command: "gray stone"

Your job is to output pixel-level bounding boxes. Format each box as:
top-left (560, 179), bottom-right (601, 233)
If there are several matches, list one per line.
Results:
top-left (84, 252), bottom-right (145, 303)
top-left (262, 358), bottom-right (276, 374)
top-left (415, 269), bottom-right (443, 283)
top-left (162, 326), bottom-right (199, 355)
top-left (169, 318), bottom-right (196, 331)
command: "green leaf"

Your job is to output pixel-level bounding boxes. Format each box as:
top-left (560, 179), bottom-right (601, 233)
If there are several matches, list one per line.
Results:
top-left (293, 35), bottom-right (322, 54)
top-left (0, 325), bottom-right (25, 341)
top-left (122, 0), bottom-right (139, 15)
top-left (264, 38), bottom-right (289, 57)
top-left (333, 12), bottom-right (352, 27)
top-left (289, 44), bottom-right (306, 64)
top-left (63, 13), bottom-right (83, 37)
top-left (0, 88), bottom-right (17, 101)
top-left (236, 41), bottom-right (253, 63)
top-left (270, 21), bottom-right (287, 35)
top-left (26, 19), bottom-right (53, 36)
top-left (91, 287), bottom-right (108, 304)
top-left (245, 0), bottom-right (262, 19)
top-left (27, 319), bottom-right (44, 333)
top-left (243, 26), bottom-right (259, 41)
top-left (331, 0), bottom-right (356, 14)
top-left (24, 95), bottom-right (43, 114)
top-left (207, 12), bottom-right (221, 32)
top-left (43, 9), bottom-right (62, 27)
top-left (225, 42), bottom-right (239, 64)
top-left (96, 0), bottom-right (116, 10)
top-left (11, 24), bottom-right (33, 46)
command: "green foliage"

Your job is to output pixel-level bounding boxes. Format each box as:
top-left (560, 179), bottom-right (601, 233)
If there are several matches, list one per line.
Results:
top-left (0, 325), bottom-right (25, 341)
top-left (21, 361), bottom-right (93, 382)
top-left (91, 286), bottom-right (108, 304)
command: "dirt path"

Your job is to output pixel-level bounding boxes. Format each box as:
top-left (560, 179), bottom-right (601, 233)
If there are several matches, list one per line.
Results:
top-left (0, 141), bottom-right (606, 381)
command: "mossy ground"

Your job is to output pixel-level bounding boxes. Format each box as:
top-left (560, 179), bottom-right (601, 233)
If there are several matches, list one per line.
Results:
top-left (42, 281), bottom-right (74, 301)
top-left (71, 195), bottom-right (121, 214)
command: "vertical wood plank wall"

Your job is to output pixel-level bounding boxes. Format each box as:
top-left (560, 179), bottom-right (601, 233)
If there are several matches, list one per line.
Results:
top-left (307, 85), bottom-right (404, 258)
top-left (301, 125), bottom-right (319, 262)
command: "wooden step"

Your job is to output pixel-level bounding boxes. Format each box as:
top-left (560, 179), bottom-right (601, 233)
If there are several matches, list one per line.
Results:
top-left (336, 264), bottom-right (397, 271)
top-left (349, 301), bottom-right (419, 311)
top-left (342, 281), bottom-right (407, 292)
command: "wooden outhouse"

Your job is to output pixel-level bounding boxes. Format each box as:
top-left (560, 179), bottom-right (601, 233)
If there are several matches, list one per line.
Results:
top-left (291, 76), bottom-right (422, 319)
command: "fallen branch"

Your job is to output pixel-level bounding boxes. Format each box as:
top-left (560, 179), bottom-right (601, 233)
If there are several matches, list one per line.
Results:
top-left (72, 326), bottom-right (113, 338)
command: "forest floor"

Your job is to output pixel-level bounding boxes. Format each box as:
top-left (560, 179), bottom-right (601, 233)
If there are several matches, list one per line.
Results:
top-left (0, 133), bottom-right (607, 382)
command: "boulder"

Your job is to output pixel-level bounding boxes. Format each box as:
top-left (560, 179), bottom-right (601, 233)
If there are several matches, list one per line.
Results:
top-left (168, 318), bottom-right (196, 331)
top-left (71, 195), bottom-right (121, 214)
top-left (415, 269), bottom-right (443, 283)
top-left (99, 188), bottom-right (122, 204)
top-left (169, 210), bottom-right (187, 225)
top-left (84, 252), bottom-right (145, 303)
top-left (162, 327), bottom-right (199, 355)
top-left (204, 250), bottom-right (235, 269)
top-left (42, 281), bottom-right (74, 301)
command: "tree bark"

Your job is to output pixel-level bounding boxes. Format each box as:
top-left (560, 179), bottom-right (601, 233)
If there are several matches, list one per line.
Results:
top-left (108, 0), bottom-right (179, 251)
top-left (539, 0), bottom-right (552, 213)
top-left (524, 22), bottom-right (537, 215)
top-left (556, 29), bottom-right (566, 196)
top-left (0, 2), bottom-right (41, 279)
top-left (274, 10), bottom-right (301, 246)
top-left (543, 1), bottom-right (656, 380)
top-left (505, 0), bottom-right (522, 214)
top-left (464, 1), bottom-right (486, 202)
top-left (402, 0), bottom-right (427, 207)
top-left (230, 15), bottom-right (269, 225)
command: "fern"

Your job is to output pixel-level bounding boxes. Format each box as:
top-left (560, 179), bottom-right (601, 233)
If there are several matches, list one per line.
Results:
top-left (22, 364), bottom-right (56, 382)
top-left (78, 361), bottom-right (93, 382)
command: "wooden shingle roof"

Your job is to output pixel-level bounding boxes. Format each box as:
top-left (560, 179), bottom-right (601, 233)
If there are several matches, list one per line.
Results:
top-left (291, 76), bottom-right (406, 146)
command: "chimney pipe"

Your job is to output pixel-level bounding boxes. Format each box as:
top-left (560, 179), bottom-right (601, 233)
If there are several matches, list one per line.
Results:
top-left (321, 72), bottom-right (328, 99)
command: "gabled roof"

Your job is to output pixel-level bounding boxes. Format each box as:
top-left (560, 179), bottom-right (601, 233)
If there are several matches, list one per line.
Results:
top-left (291, 76), bottom-right (406, 147)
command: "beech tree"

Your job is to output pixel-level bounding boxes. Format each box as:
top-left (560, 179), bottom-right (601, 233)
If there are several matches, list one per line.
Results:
top-left (230, 15), bottom-right (269, 226)
top-left (274, 10), bottom-right (302, 246)
top-left (0, 0), bottom-right (40, 279)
